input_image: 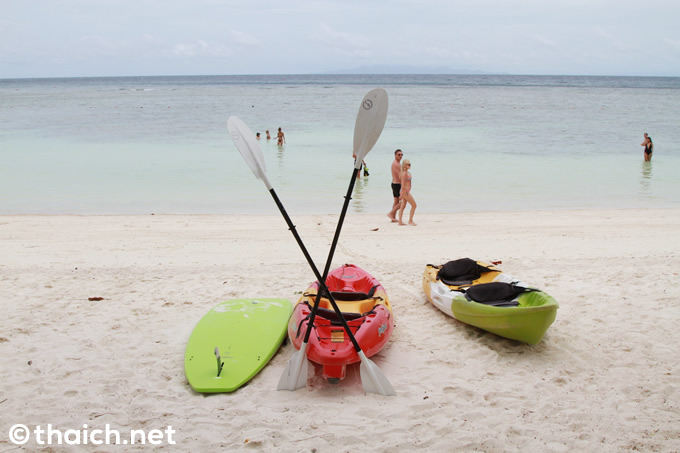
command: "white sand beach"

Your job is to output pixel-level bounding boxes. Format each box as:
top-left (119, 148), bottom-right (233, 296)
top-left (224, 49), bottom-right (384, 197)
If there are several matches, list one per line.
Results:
top-left (1, 209), bottom-right (678, 451)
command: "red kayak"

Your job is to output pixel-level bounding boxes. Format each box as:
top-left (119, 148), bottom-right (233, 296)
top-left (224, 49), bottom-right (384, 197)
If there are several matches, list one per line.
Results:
top-left (288, 264), bottom-right (394, 382)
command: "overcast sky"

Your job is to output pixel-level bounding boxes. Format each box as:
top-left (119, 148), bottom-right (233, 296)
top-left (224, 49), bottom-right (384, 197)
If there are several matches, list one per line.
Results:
top-left (2, 0), bottom-right (679, 78)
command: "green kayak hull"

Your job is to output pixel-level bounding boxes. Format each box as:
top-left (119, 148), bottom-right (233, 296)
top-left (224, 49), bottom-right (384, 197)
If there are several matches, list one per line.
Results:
top-left (450, 290), bottom-right (558, 344)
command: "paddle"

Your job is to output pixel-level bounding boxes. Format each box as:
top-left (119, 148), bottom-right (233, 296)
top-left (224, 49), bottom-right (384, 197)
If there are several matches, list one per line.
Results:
top-left (277, 88), bottom-right (390, 393)
top-left (227, 113), bottom-right (395, 396)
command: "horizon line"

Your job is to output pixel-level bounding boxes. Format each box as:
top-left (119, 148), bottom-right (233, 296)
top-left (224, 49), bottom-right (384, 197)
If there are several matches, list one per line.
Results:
top-left (2, 72), bottom-right (679, 81)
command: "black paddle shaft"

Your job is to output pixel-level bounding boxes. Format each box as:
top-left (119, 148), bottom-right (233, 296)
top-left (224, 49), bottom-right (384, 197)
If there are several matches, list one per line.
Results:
top-left (303, 167), bottom-right (359, 343)
top-left (268, 186), bottom-right (362, 353)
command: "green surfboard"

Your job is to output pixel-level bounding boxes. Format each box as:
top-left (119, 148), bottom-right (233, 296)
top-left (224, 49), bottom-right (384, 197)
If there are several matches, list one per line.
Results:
top-left (184, 298), bottom-right (292, 393)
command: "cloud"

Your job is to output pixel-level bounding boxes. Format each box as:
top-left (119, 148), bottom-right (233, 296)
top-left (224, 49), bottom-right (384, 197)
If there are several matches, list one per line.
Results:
top-left (230, 30), bottom-right (261, 48)
top-left (3, 0), bottom-right (680, 77)
top-left (142, 34), bottom-right (162, 45)
top-left (527, 33), bottom-right (556, 47)
top-left (78, 35), bottom-right (130, 55)
top-left (167, 31), bottom-right (260, 60)
top-left (170, 40), bottom-right (233, 57)
top-left (592, 26), bottom-right (614, 40)
top-left (664, 37), bottom-right (680, 51)
top-left (314, 23), bottom-right (372, 57)
top-left (591, 26), bottom-right (627, 51)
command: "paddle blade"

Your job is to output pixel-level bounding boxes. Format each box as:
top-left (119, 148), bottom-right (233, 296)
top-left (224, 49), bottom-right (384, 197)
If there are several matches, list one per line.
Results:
top-left (358, 351), bottom-right (396, 396)
top-left (353, 88), bottom-right (389, 167)
top-left (227, 116), bottom-right (272, 190)
top-left (277, 342), bottom-right (309, 391)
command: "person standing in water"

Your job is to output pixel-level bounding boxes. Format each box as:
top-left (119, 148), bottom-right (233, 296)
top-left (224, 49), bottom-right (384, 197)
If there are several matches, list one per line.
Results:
top-left (277, 127), bottom-right (285, 146)
top-left (641, 132), bottom-right (653, 161)
top-left (266, 130), bottom-right (271, 141)
top-left (387, 149), bottom-right (403, 222)
top-left (352, 152), bottom-right (366, 179)
top-left (398, 159), bottom-right (416, 226)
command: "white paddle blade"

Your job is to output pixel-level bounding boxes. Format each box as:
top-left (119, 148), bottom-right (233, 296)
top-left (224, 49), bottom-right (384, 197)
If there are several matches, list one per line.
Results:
top-left (358, 351), bottom-right (396, 396)
top-left (353, 88), bottom-right (389, 168)
top-left (227, 116), bottom-right (272, 190)
top-left (277, 342), bottom-right (309, 391)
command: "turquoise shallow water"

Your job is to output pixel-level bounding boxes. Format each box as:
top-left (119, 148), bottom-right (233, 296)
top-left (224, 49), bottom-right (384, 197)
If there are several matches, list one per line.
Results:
top-left (1, 75), bottom-right (679, 214)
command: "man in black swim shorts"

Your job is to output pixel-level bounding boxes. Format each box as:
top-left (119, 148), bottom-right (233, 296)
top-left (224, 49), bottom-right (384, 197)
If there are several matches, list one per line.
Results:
top-left (388, 149), bottom-right (403, 222)
top-left (391, 182), bottom-right (401, 198)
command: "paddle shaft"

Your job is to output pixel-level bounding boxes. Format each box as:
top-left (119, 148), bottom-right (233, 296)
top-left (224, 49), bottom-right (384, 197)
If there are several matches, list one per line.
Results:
top-left (302, 167), bottom-right (359, 343)
top-left (268, 188), bottom-right (362, 352)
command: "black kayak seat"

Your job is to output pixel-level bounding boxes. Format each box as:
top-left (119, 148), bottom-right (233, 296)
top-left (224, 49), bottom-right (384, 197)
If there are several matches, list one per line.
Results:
top-left (304, 287), bottom-right (378, 303)
top-left (464, 282), bottom-right (539, 308)
top-left (330, 290), bottom-right (371, 301)
top-left (315, 306), bottom-right (366, 323)
top-left (437, 258), bottom-right (498, 286)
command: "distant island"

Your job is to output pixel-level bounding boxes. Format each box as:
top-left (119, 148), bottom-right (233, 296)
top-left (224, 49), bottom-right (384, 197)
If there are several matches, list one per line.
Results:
top-left (320, 64), bottom-right (490, 75)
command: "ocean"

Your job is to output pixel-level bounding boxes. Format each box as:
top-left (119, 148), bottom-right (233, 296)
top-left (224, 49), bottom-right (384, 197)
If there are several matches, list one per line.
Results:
top-left (1, 74), bottom-right (679, 215)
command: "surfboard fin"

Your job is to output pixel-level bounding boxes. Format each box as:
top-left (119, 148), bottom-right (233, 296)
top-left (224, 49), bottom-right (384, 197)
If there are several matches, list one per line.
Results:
top-left (214, 347), bottom-right (225, 377)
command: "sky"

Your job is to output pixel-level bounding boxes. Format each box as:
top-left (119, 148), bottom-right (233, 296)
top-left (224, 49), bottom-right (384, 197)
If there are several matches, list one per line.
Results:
top-left (2, 0), bottom-right (679, 78)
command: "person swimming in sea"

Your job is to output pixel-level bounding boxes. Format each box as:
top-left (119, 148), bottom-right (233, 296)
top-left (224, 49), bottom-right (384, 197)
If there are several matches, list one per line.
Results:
top-left (641, 132), bottom-right (653, 162)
